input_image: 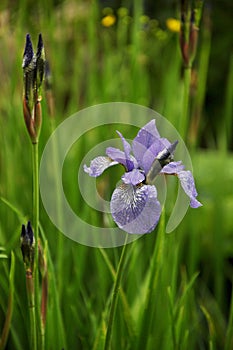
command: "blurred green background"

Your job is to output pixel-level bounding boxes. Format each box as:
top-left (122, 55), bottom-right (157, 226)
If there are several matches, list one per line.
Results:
top-left (0, 1), bottom-right (233, 349)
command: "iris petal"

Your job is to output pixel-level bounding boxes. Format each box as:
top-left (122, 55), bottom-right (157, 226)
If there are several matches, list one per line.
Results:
top-left (117, 131), bottom-right (134, 171)
top-left (84, 156), bottom-right (117, 177)
top-left (177, 170), bottom-right (202, 208)
top-left (132, 120), bottom-right (161, 166)
top-left (161, 161), bottom-right (185, 174)
top-left (142, 138), bottom-right (171, 174)
top-left (106, 147), bottom-right (127, 165)
top-left (122, 169), bottom-right (145, 185)
top-left (110, 183), bottom-right (161, 234)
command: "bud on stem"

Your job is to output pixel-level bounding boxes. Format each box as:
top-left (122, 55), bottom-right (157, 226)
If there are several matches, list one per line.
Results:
top-left (179, 0), bottom-right (203, 68)
top-left (22, 34), bottom-right (45, 143)
top-left (20, 221), bottom-right (35, 272)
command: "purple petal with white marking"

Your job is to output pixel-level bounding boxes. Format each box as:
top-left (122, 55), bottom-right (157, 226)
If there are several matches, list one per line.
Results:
top-left (132, 120), bottom-right (161, 166)
top-left (110, 183), bottom-right (161, 234)
top-left (177, 170), bottom-right (202, 208)
top-left (161, 161), bottom-right (185, 174)
top-left (84, 156), bottom-right (117, 177)
top-left (122, 169), bottom-right (145, 185)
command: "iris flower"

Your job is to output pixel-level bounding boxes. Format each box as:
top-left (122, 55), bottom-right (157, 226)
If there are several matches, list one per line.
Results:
top-left (84, 120), bottom-right (202, 234)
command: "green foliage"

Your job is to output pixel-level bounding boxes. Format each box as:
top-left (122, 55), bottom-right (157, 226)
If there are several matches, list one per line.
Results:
top-left (0, 1), bottom-right (232, 349)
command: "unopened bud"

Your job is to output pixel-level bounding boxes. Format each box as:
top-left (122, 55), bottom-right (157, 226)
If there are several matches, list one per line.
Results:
top-left (20, 221), bottom-right (35, 270)
top-left (179, 0), bottom-right (202, 68)
top-left (188, 11), bottom-right (199, 64)
top-left (22, 33), bottom-right (45, 143)
top-left (36, 34), bottom-right (45, 92)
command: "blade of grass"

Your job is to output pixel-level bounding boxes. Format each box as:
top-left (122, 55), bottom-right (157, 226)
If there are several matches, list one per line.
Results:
top-left (167, 285), bottom-right (178, 350)
top-left (0, 252), bottom-right (15, 350)
top-left (189, 6), bottom-right (212, 147)
top-left (99, 247), bottom-right (136, 340)
top-left (225, 284), bottom-right (233, 350)
top-left (219, 54), bottom-right (233, 151)
top-left (104, 237), bottom-right (131, 350)
top-left (200, 304), bottom-right (216, 350)
top-left (136, 210), bottom-right (165, 350)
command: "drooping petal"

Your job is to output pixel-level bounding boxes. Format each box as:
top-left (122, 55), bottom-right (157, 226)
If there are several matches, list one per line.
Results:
top-left (122, 169), bottom-right (145, 185)
top-left (110, 183), bottom-right (161, 234)
top-left (84, 156), bottom-right (117, 177)
top-left (132, 120), bottom-right (161, 166)
top-left (161, 161), bottom-right (185, 174)
top-left (177, 170), bottom-right (202, 208)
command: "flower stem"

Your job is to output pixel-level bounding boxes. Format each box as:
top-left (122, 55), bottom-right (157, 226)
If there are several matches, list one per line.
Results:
top-left (32, 142), bottom-right (40, 350)
top-left (104, 236), bottom-right (130, 350)
top-left (50, 118), bottom-right (64, 293)
top-left (180, 66), bottom-right (192, 140)
top-left (26, 268), bottom-right (37, 350)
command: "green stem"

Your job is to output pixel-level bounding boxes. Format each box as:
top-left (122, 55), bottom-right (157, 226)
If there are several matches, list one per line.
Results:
top-left (136, 210), bottom-right (165, 350)
top-left (32, 142), bottom-right (40, 350)
top-left (189, 10), bottom-right (211, 147)
top-left (26, 270), bottom-right (37, 350)
top-left (180, 66), bottom-right (192, 140)
top-left (40, 224), bottom-right (67, 349)
top-left (50, 118), bottom-right (64, 293)
top-left (104, 237), bottom-right (130, 350)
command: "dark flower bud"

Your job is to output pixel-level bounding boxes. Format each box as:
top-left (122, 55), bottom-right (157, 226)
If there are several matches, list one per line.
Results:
top-left (36, 33), bottom-right (45, 91)
top-left (22, 34), bottom-right (34, 69)
top-left (22, 33), bottom-right (45, 143)
top-left (20, 221), bottom-right (35, 270)
top-left (23, 34), bottom-right (36, 116)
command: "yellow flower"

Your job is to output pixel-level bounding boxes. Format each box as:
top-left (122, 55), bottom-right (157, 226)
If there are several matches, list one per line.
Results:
top-left (101, 14), bottom-right (116, 27)
top-left (166, 18), bottom-right (180, 33)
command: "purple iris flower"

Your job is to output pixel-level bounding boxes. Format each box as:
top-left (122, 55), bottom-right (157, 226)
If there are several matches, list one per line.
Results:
top-left (84, 120), bottom-right (202, 234)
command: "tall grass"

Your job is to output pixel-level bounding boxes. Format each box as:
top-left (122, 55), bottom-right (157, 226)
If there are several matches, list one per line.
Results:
top-left (0, 1), bottom-right (233, 349)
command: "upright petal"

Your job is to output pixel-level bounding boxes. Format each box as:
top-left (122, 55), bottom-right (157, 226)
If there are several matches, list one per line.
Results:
top-left (141, 138), bottom-right (172, 174)
top-left (110, 183), bottom-right (161, 234)
top-left (132, 120), bottom-right (161, 166)
top-left (116, 131), bottom-right (131, 157)
top-left (177, 170), bottom-right (202, 208)
top-left (117, 131), bottom-right (134, 171)
top-left (84, 156), bottom-right (117, 177)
